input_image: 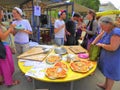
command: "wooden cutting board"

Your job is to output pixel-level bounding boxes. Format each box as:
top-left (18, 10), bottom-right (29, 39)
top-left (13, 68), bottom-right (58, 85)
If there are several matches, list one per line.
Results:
top-left (63, 46), bottom-right (74, 54)
top-left (17, 47), bottom-right (44, 58)
top-left (19, 54), bottom-right (47, 61)
top-left (69, 46), bottom-right (87, 54)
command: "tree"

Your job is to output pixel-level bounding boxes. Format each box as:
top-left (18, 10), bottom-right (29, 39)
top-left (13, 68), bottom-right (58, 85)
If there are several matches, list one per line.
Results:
top-left (71, 0), bottom-right (100, 11)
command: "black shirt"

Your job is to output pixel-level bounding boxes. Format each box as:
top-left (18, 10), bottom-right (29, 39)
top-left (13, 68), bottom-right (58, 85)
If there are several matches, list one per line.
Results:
top-left (65, 19), bottom-right (76, 36)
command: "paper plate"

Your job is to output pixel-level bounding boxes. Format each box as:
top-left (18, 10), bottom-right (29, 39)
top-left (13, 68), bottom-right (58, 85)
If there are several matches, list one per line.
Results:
top-left (15, 26), bottom-right (25, 30)
top-left (78, 53), bottom-right (89, 59)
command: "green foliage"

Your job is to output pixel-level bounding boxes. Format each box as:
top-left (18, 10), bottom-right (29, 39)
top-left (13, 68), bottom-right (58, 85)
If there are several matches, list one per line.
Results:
top-left (48, 0), bottom-right (100, 21)
top-left (74, 0), bottom-right (100, 11)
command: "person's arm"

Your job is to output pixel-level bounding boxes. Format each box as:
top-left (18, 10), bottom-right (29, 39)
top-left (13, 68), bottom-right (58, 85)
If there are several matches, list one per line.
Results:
top-left (20, 20), bottom-right (33, 34)
top-left (76, 21), bottom-right (81, 29)
top-left (81, 20), bottom-right (98, 35)
top-left (0, 27), bottom-right (13, 40)
top-left (54, 24), bottom-right (65, 34)
top-left (64, 31), bottom-right (67, 42)
top-left (21, 30), bottom-right (33, 34)
top-left (65, 29), bottom-right (71, 35)
top-left (97, 35), bottom-right (120, 51)
top-left (65, 20), bottom-right (71, 35)
top-left (92, 31), bottom-right (104, 45)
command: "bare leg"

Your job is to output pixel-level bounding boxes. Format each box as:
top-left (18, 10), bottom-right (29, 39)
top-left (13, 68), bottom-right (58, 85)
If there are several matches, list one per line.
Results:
top-left (105, 78), bottom-right (114, 90)
top-left (25, 76), bottom-right (32, 82)
top-left (0, 75), bottom-right (3, 85)
top-left (97, 78), bottom-right (107, 89)
top-left (7, 80), bottom-right (20, 87)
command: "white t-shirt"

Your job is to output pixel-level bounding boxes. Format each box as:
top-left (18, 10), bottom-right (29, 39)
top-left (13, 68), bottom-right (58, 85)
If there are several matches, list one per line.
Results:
top-left (12, 19), bottom-right (32, 44)
top-left (54, 19), bottom-right (65, 38)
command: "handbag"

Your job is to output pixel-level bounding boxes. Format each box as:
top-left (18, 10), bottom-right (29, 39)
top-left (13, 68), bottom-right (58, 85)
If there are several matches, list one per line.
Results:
top-left (0, 40), bottom-right (6, 59)
top-left (89, 44), bottom-right (101, 61)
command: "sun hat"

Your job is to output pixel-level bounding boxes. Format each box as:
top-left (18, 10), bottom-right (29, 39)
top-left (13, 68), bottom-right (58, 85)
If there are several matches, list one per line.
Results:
top-left (14, 7), bottom-right (23, 16)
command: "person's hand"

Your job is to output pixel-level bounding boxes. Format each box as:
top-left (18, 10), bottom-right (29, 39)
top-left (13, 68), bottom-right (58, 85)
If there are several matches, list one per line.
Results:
top-left (80, 26), bottom-right (86, 31)
top-left (96, 43), bottom-right (104, 47)
top-left (10, 24), bottom-right (16, 28)
top-left (64, 36), bottom-right (67, 42)
top-left (61, 24), bottom-right (65, 29)
top-left (80, 37), bottom-right (83, 40)
top-left (80, 23), bottom-right (86, 31)
top-left (8, 27), bottom-right (14, 33)
top-left (82, 23), bottom-right (86, 28)
top-left (8, 24), bottom-right (16, 34)
top-left (66, 31), bottom-right (71, 36)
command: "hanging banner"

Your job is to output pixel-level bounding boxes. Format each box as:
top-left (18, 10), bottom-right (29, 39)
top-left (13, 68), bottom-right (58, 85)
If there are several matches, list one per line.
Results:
top-left (34, 6), bottom-right (41, 16)
top-left (96, 10), bottom-right (120, 16)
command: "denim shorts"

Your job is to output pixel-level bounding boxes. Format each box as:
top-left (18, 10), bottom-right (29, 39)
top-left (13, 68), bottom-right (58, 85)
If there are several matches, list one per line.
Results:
top-left (54, 38), bottom-right (64, 46)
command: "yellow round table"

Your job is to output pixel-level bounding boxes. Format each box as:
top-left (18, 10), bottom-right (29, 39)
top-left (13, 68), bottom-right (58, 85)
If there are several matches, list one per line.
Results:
top-left (18, 60), bottom-right (97, 83)
top-left (18, 46), bottom-right (97, 90)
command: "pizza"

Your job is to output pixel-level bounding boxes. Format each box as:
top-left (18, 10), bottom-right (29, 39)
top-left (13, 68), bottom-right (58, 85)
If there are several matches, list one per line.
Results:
top-left (54, 62), bottom-right (68, 71)
top-left (70, 60), bottom-right (93, 73)
top-left (45, 66), bottom-right (67, 79)
top-left (46, 54), bottom-right (61, 64)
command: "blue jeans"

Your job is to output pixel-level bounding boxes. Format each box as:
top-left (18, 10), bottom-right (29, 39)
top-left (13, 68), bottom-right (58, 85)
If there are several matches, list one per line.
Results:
top-left (54, 38), bottom-right (64, 46)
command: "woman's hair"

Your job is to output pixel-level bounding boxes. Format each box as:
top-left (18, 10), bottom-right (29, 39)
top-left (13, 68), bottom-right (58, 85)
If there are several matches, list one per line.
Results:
top-left (100, 16), bottom-right (114, 25)
top-left (96, 16), bottom-right (101, 21)
top-left (87, 9), bottom-right (96, 30)
top-left (87, 9), bottom-right (96, 39)
top-left (100, 17), bottom-right (115, 29)
top-left (88, 9), bottom-right (96, 19)
top-left (0, 6), bottom-right (4, 26)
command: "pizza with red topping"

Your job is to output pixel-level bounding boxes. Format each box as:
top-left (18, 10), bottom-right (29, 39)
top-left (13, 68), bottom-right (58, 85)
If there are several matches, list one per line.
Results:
top-left (70, 60), bottom-right (93, 73)
top-left (45, 66), bottom-right (67, 79)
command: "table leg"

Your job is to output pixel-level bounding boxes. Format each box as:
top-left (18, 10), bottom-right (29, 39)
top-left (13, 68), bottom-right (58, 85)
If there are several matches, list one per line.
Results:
top-left (33, 79), bottom-right (35, 90)
top-left (70, 81), bottom-right (74, 90)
